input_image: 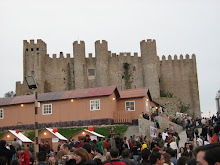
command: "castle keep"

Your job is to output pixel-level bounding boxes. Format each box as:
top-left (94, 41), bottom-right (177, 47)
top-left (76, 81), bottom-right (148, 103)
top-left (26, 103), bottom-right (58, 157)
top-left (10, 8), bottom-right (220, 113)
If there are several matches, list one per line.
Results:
top-left (16, 39), bottom-right (201, 117)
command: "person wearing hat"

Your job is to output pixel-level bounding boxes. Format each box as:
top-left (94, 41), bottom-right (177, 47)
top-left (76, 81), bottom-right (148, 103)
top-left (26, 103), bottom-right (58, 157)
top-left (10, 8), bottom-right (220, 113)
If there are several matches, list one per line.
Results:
top-left (142, 144), bottom-right (148, 150)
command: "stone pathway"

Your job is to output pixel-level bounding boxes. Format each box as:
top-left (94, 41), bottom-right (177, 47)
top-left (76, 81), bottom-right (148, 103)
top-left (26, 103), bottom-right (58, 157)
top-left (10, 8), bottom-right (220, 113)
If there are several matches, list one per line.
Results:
top-left (178, 128), bottom-right (202, 148)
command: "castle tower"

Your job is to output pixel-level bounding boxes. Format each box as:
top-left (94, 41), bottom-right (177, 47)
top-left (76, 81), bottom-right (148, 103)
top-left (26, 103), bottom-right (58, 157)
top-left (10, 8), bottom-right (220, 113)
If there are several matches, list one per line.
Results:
top-left (21, 39), bottom-right (47, 94)
top-left (140, 39), bottom-right (160, 98)
top-left (73, 41), bottom-right (86, 89)
top-left (95, 40), bottom-right (109, 87)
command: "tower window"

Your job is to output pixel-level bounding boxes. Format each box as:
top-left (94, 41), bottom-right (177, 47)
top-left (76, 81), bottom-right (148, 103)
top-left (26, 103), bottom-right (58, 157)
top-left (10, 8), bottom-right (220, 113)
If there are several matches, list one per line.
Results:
top-left (36, 48), bottom-right (39, 51)
top-left (26, 48), bottom-right (28, 51)
top-left (88, 69), bottom-right (95, 76)
top-left (133, 66), bottom-right (136, 71)
top-left (31, 48), bottom-right (34, 51)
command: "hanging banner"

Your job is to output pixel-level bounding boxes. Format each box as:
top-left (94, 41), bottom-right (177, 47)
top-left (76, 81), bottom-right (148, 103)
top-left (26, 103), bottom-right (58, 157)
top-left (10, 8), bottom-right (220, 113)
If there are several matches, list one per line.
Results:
top-left (150, 126), bottom-right (157, 138)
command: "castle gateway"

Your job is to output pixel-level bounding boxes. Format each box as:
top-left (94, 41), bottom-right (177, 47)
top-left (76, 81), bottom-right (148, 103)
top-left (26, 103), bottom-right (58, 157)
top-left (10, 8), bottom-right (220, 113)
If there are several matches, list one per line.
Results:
top-left (16, 39), bottom-right (200, 118)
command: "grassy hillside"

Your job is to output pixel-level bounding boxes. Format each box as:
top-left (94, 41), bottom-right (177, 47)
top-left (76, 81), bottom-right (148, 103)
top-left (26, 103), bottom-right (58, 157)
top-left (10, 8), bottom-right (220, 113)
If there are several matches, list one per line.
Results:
top-left (1, 125), bottom-right (129, 140)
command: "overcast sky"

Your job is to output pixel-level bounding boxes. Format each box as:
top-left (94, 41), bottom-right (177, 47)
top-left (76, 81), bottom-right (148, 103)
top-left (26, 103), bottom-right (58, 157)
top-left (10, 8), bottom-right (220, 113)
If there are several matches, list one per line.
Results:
top-left (0, 0), bottom-right (219, 117)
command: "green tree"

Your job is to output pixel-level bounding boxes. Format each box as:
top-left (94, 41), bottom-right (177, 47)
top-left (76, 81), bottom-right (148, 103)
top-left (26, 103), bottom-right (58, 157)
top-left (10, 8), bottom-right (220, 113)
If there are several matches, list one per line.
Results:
top-left (4, 91), bottom-right (16, 98)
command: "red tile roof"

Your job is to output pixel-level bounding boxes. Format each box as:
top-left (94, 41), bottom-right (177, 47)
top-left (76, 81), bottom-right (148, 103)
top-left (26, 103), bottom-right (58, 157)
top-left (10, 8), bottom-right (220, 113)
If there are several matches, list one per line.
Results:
top-left (119, 87), bottom-right (151, 100)
top-left (0, 86), bottom-right (118, 107)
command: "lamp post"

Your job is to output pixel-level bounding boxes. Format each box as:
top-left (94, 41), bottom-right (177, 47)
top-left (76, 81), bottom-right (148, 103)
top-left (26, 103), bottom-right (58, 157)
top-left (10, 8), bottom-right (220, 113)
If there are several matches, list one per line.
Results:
top-left (25, 76), bottom-right (39, 154)
top-left (216, 90), bottom-right (220, 117)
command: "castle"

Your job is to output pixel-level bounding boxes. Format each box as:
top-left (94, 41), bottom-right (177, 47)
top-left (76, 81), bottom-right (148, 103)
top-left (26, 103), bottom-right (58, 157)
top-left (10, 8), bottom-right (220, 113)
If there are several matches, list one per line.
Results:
top-left (16, 39), bottom-right (201, 118)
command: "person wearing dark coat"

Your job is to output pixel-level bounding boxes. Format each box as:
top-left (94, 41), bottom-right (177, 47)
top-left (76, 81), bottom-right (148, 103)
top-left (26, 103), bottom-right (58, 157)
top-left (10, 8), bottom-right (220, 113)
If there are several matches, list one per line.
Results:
top-left (0, 140), bottom-right (16, 165)
top-left (115, 134), bottom-right (123, 154)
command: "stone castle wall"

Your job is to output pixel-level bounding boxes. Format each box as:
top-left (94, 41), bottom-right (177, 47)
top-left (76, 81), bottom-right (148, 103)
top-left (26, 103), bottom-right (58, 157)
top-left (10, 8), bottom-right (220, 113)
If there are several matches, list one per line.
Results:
top-left (16, 39), bottom-right (201, 118)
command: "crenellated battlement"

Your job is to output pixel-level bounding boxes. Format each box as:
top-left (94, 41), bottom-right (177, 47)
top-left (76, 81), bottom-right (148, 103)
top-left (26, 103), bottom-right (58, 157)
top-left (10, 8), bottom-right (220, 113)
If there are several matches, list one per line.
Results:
top-left (161, 54), bottom-right (197, 61)
top-left (23, 39), bottom-right (46, 46)
top-left (110, 52), bottom-right (139, 58)
top-left (95, 40), bottom-right (107, 45)
top-left (73, 40), bottom-right (85, 45)
top-left (141, 39), bottom-right (156, 44)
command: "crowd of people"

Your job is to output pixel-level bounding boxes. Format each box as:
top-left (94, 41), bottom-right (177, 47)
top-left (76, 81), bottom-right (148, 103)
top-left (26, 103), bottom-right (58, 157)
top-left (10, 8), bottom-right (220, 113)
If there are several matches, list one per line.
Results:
top-left (0, 116), bottom-right (220, 165)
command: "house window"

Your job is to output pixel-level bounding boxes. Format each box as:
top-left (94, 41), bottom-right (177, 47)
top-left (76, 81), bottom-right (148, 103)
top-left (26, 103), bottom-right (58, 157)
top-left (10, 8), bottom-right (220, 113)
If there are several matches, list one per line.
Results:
top-left (90, 99), bottom-right (100, 111)
top-left (125, 101), bottom-right (135, 111)
top-left (0, 109), bottom-right (3, 119)
top-left (42, 104), bottom-right (52, 115)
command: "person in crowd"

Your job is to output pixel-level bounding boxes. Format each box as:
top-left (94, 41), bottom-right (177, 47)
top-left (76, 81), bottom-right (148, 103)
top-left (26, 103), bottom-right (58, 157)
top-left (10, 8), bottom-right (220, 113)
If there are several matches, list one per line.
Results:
top-left (11, 138), bottom-right (21, 161)
top-left (166, 143), bottom-right (173, 155)
top-left (186, 158), bottom-right (196, 165)
top-left (138, 148), bottom-right (151, 165)
top-left (149, 152), bottom-right (165, 165)
top-left (184, 138), bottom-right (191, 147)
top-left (163, 153), bottom-right (173, 165)
top-left (97, 138), bottom-right (104, 154)
top-left (150, 138), bottom-right (157, 150)
top-left (36, 152), bottom-right (47, 165)
top-left (93, 148), bottom-right (105, 162)
top-left (201, 125), bottom-right (207, 138)
top-left (170, 150), bottom-right (177, 165)
top-left (84, 135), bottom-right (90, 143)
top-left (110, 135), bottom-right (117, 149)
top-left (60, 143), bottom-right (75, 165)
top-left (176, 156), bottom-right (189, 165)
top-left (210, 125), bottom-right (219, 143)
top-left (174, 132), bottom-right (180, 148)
top-left (39, 141), bottom-right (46, 153)
top-left (17, 146), bottom-right (30, 165)
top-left (195, 142), bottom-right (220, 165)
top-left (56, 150), bottom-right (67, 165)
top-left (120, 148), bottom-right (135, 165)
top-left (93, 158), bottom-right (103, 165)
top-left (139, 112), bottom-right (144, 119)
top-left (157, 133), bottom-right (164, 149)
top-left (91, 139), bottom-right (98, 152)
top-left (45, 141), bottom-right (51, 154)
top-left (0, 156), bottom-right (8, 165)
top-left (104, 148), bottom-right (126, 165)
top-left (121, 137), bottom-right (129, 151)
top-left (182, 143), bottom-right (193, 159)
top-left (162, 129), bottom-right (168, 141)
top-left (75, 138), bottom-right (85, 149)
top-left (82, 143), bottom-right (94, 159)
top-left (74, 148), bottom-right (92, 165)
top-left (196, 136), bottom-right (203, 147)
top-left (131, 141), bottom-right (140, 165)
top-left (169, 138), bottom-right (178, 151)
top-left (177, 147), bottom-right (184, 160)
top-left (103, 152), bottom-right (111, 164)
top-left (103, 138), bottom-right (110, 156)
top-left (153, 143), bottom-right (161, 152)
top-left (109, 127), bottom-right (115, 138)
top-left (115, 134), bottom-right (123, 155)
top-left (0, 140), bottom-right (16, 165)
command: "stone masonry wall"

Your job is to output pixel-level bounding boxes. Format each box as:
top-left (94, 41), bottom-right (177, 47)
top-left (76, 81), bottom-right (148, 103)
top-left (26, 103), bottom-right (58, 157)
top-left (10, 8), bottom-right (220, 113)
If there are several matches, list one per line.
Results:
top-left (155, 116), bottom-right (183, 133)
top-left (138, 119), bottom-right (155, 139)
